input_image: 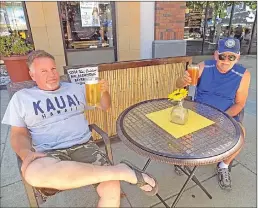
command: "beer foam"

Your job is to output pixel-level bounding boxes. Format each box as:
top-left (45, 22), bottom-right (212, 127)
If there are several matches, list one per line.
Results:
top-left (85, 79), bottom-right (99, 84)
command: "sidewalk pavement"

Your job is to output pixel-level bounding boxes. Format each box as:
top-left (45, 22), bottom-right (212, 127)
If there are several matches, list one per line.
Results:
top-left (0, 55), bottom-right (256, 207)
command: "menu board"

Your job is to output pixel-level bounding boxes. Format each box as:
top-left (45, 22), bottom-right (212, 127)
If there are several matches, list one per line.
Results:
top-left (185, 10), bottom-right (202, 27)
top-left (67, 66), bottom-right (99, 85)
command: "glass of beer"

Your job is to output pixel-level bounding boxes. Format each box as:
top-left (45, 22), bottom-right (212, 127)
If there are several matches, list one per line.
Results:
top-left (187, 64), bottom-right (199, 86)
top-left (85, 78), bottom-right (101, 107)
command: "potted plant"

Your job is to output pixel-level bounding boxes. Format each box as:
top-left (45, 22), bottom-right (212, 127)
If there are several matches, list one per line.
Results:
top-left (0, 32), bottom-right (34, 82)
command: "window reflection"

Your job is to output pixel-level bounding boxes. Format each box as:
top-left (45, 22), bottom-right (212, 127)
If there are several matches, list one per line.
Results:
top-left (0, 1), bottom-right (32, 43)
top-left (59, 1), bottom-right (114, 50)
top-left (184, 1), bottom-right (257, 55)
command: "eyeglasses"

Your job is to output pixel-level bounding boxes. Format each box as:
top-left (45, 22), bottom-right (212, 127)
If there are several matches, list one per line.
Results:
top-left (218, 54), bottom-right (237, 61)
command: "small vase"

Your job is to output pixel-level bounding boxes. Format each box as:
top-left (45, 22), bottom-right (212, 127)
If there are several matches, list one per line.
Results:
top-left (170, 100), bottom-right (189, 125)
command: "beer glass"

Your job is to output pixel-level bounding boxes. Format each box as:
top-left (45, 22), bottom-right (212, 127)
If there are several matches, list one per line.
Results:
top-left (187, 64), bottom-right (199, 86)
top-left (85, 78), bottom-right (101, 107)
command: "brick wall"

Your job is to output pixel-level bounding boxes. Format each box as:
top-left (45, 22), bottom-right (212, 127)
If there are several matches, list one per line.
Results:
top-left (155, 2), bottom-right (186, 40)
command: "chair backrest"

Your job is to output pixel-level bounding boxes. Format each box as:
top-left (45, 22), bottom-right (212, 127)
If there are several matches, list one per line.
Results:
top-left (64, 56), bottom-right (192, 139)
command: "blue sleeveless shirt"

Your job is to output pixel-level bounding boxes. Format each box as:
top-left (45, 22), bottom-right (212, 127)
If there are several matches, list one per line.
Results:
top-left (195, 60), bottom-right (246, 122)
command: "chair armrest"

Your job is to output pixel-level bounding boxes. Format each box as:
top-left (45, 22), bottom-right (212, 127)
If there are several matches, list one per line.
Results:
top-left (89, 124), bottom-right (114, 165)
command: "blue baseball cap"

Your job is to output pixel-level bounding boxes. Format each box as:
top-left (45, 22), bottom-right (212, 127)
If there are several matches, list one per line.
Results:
top-left (218, 38), bottom-right (240, 54)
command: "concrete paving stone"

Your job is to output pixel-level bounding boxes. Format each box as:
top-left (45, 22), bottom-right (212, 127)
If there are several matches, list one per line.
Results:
top-left (152, 165), bottom-right (256, 208)
top-left (1, 124), bottom-right (9, 144)
top-left (235, 113), bottom-right (257, 173)
top-left (0, 89), bottom-right (9, 104)
top-left (111, 141), bottom-right (222, 207)
top-left (41, 185), bottom-right (131, 207)
top-left (249, 81), bottom-right (256, 91)
top-left (41, 186), bottom-right (98, 208)
top-left (1, 90), bottom-right (9, 144)
top-left (1, 108), bottom-right (8, 121)
top-left (242, 113), bottom-right (257, 142)
top-left (245, 100), bottom-right (257, 115)
top-left (0, 130), bottom-right (9, 164)
top-left (248, 88), bottom-right (257, 102)
top-left (236, 152), bottom-right (256, 174)
top-left (0, 90), bottom-right (9, 106)
top-left (1, 142), bottom-right (5, 162)
top-left (0, 136), bottom-right (22, 187)
top-left (0, 181), bottom-right (29, 207)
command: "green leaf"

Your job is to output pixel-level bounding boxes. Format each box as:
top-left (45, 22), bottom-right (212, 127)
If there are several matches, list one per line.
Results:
top-left (0, 32), bottom-right (34, 57)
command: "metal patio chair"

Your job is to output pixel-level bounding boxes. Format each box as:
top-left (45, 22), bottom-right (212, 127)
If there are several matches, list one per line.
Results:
top-left (6, 77), bottom-right (114, 207)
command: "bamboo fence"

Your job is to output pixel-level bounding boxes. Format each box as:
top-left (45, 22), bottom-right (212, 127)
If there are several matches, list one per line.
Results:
top-left (64, 56), bottom-right (192, 140)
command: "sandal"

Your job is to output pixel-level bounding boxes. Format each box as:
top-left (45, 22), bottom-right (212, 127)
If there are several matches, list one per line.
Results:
top-left (120, 160), bottom-right (159, 196)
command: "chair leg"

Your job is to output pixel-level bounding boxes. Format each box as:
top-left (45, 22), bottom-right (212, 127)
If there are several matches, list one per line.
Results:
top-left (21, 177), bottom-right (40, 208)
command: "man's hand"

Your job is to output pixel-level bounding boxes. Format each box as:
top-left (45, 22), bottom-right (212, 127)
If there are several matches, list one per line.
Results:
top-left (182, 71), bottom-right (192, 86)
top-left (99, 79), bottom-right (109, 93)
top-left (21, 150), bottom-right (46, 177)
top-left (176, 71), bottom-right (192, 88)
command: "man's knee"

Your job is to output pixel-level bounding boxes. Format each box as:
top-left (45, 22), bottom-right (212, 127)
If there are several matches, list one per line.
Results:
top-left (24, 157), bottom-right (59, 187)
top-left (97, 181), bottom-right (120, 198)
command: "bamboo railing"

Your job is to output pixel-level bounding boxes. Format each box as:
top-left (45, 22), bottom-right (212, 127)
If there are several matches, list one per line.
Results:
top-left (64, 56), bottom-right (192, 140)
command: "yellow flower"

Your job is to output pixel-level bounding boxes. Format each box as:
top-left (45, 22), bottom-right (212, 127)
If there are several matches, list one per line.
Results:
top-left (168, 88), bottom-right (188, 101)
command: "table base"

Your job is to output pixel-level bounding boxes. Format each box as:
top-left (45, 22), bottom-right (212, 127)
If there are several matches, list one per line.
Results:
top-left (142, 159), bottom-right (213, 208)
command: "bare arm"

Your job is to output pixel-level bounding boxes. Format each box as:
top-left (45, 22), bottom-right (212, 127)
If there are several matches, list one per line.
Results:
top-left (10, 126), bottom-right (33, 161)
top-left (176, 62), bottom-right (205, 88)
top-left (10, 126), bottom-right (46, 176)
top-left (225, 70), bottom-right (251, 117)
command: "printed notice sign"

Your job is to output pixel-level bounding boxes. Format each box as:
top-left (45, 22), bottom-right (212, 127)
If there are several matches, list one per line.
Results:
top-left (80, 2), bottom-right (100, 27)
top-left (67, 66), bottom-right (99, 85)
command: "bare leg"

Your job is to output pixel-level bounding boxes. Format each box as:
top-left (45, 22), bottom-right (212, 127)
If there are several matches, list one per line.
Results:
top-left (223, 123), bottom-right (245, 165)
top-left (24, 157), bottom-right (155, 192)
top-left (223, 146), bottom-right (242, 165)
top-left (96, 181), bottom-right (120, 208)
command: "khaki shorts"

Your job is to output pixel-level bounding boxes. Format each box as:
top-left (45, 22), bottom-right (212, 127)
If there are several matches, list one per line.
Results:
top-left (35, 139), bottom-right (111, 198)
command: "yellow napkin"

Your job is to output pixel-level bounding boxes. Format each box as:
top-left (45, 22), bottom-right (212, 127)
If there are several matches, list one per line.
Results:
top-left (146, 107), bottom-right (215, 139)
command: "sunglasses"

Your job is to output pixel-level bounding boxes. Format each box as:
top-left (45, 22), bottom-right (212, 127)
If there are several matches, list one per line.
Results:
top-left (218, 54), bottom-right (237, 61)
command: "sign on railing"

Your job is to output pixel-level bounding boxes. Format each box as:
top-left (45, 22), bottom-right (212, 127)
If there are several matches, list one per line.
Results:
top-left (66, 66), bottom-right (99, 85)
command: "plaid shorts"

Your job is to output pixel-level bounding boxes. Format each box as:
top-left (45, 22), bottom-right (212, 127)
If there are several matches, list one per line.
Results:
top-left (35, 139), bottom-right (111, 198)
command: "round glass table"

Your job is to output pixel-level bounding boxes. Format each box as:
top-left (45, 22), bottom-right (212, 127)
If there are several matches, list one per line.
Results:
top-left (116, 98), bottom-right (244, 207)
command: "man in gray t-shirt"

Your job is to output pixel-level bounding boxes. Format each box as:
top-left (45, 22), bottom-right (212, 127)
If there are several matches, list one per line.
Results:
top-left (3, 81), bottom-right (92, 152)
top-left (2, 50), bottom-right (158, 206)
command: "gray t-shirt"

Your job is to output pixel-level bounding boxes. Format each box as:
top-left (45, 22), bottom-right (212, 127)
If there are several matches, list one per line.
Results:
top-left (2, 82), bottom-right (92, 152)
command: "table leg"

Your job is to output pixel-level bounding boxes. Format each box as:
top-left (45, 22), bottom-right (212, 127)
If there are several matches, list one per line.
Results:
top-left (156, 194), bottom-right (170, 208)
top-left (141, 159), bottom-right (170, 208)
top-left (142, 158), bottom-right (152, 171)
top-left (171, 166), bottom-right (197, 208)
top-left (183, 166), bottom-right (212, 199)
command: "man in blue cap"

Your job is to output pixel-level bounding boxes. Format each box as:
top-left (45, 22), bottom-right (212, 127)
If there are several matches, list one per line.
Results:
top-left (176, 38), bottom-right (251, 190)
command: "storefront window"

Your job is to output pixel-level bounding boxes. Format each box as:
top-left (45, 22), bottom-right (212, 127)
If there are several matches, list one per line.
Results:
top-left (59, 1), bottom-right (114, 50)
top-left (184, 2), bottom-right (206, 55)
top-left (184, 1), bottom-right (257, 55)
top-left (184, 2), bottom-right (204, 40)
top-left (231, 2), bottom-right (257, 54)
top-left (0, 1), bottom-right (33, 43)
